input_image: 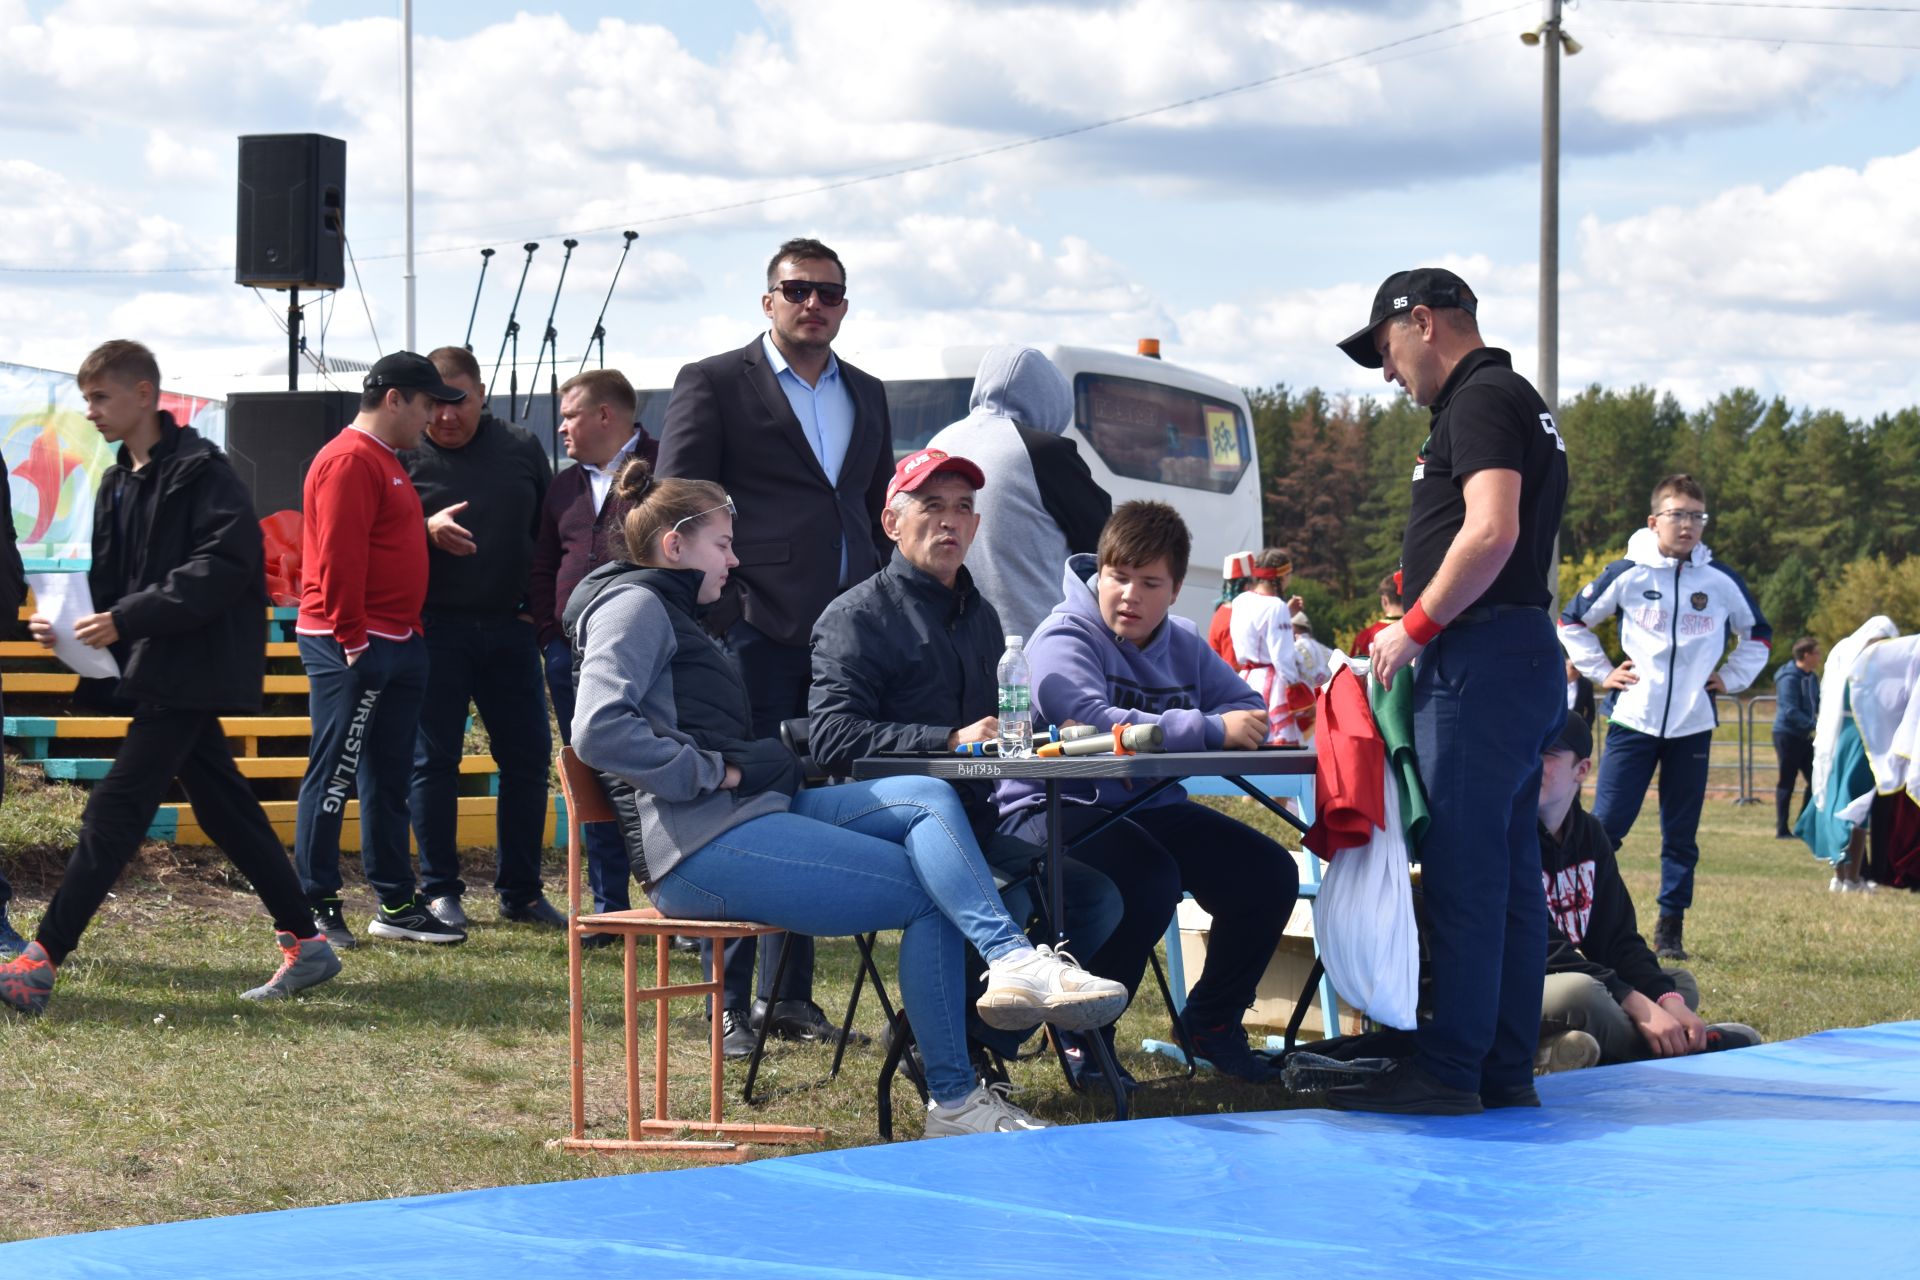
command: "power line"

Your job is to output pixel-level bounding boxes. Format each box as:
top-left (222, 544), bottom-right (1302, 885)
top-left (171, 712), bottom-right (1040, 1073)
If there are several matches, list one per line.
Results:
top-left (0, 0), bottom-right (1533, 277)
top-left (1590, 0), bottom-right (1919, 11)
top-left (341, 222), bottom-right (382, 354)
top-left (1590, 20), bottom-right (1920, 44)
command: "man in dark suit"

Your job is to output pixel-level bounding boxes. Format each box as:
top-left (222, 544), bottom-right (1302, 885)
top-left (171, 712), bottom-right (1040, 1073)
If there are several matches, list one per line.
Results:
top-left (656, 236), bottom-right (894, 1054)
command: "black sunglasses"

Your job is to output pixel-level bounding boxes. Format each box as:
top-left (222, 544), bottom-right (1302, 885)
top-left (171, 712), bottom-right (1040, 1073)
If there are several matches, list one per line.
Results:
top-left (774, 280), bottom-right (847, 307)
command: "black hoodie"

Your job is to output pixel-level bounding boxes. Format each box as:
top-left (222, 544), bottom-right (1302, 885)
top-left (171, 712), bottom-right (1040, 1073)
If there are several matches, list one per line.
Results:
top-left (1540, 799), bottom-right (1678, 1003)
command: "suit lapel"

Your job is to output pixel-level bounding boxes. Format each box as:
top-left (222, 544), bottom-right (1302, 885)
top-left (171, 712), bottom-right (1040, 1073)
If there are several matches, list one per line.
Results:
top-left (742, 337), bottom-right (831, 488)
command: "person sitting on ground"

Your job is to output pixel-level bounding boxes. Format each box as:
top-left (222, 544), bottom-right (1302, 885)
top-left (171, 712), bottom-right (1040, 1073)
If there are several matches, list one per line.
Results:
top-left (2, 340), bottom-right (339, 1015)
top-left (1536, 713), bottom-right (1760, 1071)
top-left (808, 447), bottom-right (1126, 1085)
top-left (1229, 547), bottom-right (1314, 745)
top-left (566, 460), bottom-right (1128, 1136)
top-left (1349, 574), bottom-right (1405, 660)
top-left (997, 500), bottom-right (1303, 1083)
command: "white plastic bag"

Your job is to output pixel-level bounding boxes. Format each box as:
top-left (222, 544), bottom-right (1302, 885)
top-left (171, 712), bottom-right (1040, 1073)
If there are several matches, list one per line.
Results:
top-left (1314, 776), bottom-right (1419, 1030)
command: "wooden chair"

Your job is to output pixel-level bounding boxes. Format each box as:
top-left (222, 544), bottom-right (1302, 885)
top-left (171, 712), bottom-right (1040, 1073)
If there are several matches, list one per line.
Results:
top-left (556, 746), bottom-right (826, 1159)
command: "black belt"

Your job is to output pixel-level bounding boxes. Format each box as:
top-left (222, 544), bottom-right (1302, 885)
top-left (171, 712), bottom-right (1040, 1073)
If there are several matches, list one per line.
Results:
top-left (1449, 603), bottom-right (1547, 628)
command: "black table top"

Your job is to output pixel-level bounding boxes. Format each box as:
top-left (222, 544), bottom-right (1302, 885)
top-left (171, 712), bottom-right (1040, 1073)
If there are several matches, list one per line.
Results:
top-left (852, 746), bottom-right (1315, 783)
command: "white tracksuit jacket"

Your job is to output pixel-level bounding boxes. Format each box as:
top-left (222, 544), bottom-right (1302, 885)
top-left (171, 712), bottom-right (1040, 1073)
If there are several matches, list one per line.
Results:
top-left (1558, 527), bottom-right (1772, 740)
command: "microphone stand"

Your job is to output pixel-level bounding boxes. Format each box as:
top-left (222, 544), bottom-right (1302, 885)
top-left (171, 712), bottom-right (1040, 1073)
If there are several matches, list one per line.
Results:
top-left (519, 236), bottom-right (577, 433)
top-left (462, 247), bottom-right (495, 352)
top-left (579, 230), bottom-right (638, 374)
top-left (487, 242), bottom-right (538, 413)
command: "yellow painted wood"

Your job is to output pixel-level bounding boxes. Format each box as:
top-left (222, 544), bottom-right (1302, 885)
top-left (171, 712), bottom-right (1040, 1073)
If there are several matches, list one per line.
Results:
top-left (3, 673), bottom-right (310, 695)
top-left (165, 794), bottom-right (559, 851)
top-left (30, 715), bottom-right (314, 738)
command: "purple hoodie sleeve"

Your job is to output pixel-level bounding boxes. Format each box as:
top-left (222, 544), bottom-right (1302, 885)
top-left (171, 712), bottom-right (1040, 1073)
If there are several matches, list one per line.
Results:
top-left (1027, 619), bottom-right (1256, 752)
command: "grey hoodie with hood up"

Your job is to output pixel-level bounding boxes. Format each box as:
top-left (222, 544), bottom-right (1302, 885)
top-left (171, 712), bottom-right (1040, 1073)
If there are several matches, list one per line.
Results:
top-left (927, 346), bottom-right (1111, 640)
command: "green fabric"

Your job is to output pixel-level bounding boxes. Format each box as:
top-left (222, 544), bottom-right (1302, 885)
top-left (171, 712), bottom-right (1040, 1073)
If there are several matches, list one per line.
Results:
top-left (1369, 670), bottom-right (1430, 848)
top-left (1798, 695), bottom-right (1873, 866)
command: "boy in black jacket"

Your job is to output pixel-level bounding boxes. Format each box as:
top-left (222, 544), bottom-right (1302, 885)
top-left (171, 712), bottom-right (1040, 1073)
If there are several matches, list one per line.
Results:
top-left (0, 341), bottom-right (338, 1016)
top-left (1536, 714), bottom-right (1756, 1068)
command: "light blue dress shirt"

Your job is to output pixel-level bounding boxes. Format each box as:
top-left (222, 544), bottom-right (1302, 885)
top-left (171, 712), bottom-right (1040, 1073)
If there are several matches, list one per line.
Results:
top-left (762, 331), bottom-right (858, 584)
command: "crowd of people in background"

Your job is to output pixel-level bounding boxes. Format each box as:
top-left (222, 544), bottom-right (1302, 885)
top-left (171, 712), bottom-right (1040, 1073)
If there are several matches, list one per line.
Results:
top-left (16, 243), bottom-right (1909, 1131)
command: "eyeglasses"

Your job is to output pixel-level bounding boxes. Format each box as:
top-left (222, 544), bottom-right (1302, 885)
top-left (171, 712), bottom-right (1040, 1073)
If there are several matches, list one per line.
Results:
top-left (774, 280), bottom-right (847, 307)
top-left (669, 497), bottom-right (736, 536)
top-left (1655, 509), bottom-right (1710, 526)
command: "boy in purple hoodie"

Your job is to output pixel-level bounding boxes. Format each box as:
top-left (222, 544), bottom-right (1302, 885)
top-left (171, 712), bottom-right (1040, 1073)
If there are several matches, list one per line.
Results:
top-left (997, 500), bottom-right (1300, 1082)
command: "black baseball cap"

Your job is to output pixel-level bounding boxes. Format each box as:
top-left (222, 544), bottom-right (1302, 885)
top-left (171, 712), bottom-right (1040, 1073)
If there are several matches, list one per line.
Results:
top-left (1551, 713), bottom-right (1593, 761)
top-left (1337, 268), bottom-right (1479, 369)
top-left (363, 351), bottom-right (466, 402)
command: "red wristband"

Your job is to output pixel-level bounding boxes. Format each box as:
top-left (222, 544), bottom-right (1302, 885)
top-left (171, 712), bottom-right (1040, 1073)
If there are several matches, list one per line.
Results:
top-left (1402, 599), bottom-right (1444, 646)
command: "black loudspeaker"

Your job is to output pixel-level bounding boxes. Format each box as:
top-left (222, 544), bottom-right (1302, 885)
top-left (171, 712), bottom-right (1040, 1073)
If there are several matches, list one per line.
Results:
top-left (235, 133), bottom-right (346, 291)
top-left (225, 391), bottom-right (358, 517)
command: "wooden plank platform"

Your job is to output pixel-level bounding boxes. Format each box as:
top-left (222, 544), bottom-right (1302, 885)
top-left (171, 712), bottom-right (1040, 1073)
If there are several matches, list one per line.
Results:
top-left (5, 715), bottom-right (313, 739)
top-left (4, 672), bottom-right (309, 695)
top-left (148, 795), bottom-right (566, 850)
top-left (35, 754), bottom-right (501, 783)
top-left (0, 641), bottom-right (302, 659)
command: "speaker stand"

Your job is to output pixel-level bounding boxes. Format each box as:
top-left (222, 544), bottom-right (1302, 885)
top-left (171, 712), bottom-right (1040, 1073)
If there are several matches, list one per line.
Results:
top-left (287, 287), bottom-right (301, 391)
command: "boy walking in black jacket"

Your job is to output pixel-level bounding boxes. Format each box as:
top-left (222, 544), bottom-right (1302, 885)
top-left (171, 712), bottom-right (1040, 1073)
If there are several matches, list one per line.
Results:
top-left (1536, 714), bottom-right (1756, 1068)
top-left (0, 341), bottom-right (338, 1016)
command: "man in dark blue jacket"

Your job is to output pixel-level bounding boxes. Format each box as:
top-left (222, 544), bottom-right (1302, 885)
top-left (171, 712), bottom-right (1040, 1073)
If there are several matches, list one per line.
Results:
top-left (1773, 637), bottom-right (1821, 839)
top-left (1, 340), bottom-right (338, 1015)
top-left (808, 447), bottom-right (1123, 1077)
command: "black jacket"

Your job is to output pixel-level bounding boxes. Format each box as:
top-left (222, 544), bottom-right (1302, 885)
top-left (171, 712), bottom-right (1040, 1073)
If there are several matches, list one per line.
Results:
top-left (809, 549), bottom-right (1002, 840)
top-left (1541, 800), bottom-right (1677, 1003)
top-left (84, 414), bottom-right (268, 713)
top-left (564, 560), bottom-right (804, 801)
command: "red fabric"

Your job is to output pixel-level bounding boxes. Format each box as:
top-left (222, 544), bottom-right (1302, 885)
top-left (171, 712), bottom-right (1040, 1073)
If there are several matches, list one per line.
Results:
top-left (1208, 602), bottom-right (1238, 668)
top-left (260, 511), bottom-right (303, 607)
top-left (296, 429), bottom-right (427, 653)
top-left (1304, 665), bottom-right (1385, 862)
top-left (1351, 618), bottom-right (1391, 658)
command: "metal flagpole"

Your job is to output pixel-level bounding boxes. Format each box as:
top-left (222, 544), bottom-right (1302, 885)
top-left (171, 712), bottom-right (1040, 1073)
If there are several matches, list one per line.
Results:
top-left (402, 0), bottom-right (416, 352)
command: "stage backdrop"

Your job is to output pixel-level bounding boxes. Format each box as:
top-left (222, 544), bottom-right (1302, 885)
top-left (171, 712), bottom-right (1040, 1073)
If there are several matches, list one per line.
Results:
top-left (1, 360), bottom-right (224, 571)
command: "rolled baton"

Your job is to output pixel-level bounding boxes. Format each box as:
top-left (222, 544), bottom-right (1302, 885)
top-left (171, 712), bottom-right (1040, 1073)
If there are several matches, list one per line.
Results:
top-left (1034, 722), bottom-right (1164, 757)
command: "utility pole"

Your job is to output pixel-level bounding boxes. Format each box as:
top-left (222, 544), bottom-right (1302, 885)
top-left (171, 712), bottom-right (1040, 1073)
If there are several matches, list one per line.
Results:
top-left (402, 0), bottom-right (417, 352)
top-left (1524, 0), bottom-right (1578, 412)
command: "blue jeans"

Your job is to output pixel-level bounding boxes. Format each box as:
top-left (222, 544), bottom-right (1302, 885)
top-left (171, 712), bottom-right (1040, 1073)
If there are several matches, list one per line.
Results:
top-left (647, 776), bottom-right (1029, 1103)
top-left (295, 633), bottom-right (430, 907)
top-left (544, 634), bottom-right (630, 912)
top-left (410, 614), bottom-right (552, 907)
top-left (1410, 608), bottom-right (1565, 1094)
top-left (1592, 723), bottom-right (1713, 915)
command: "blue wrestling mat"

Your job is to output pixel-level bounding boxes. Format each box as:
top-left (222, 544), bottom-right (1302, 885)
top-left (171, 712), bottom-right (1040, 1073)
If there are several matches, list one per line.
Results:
top-left (10, 1021), bottom-right (1918, 1278)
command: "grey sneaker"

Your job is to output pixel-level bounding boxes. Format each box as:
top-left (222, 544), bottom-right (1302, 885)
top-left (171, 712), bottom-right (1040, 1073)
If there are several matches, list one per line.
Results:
top-left (241, 932), bottom-right (343, 1001)
top-left (977, 944), bottom-right (1127, 1032)
top-left (0, 941), bottom-right (57, 1015)
top-left (426, 895), bottom-right (469, 929)
top-left (1534, 1029), bottom-right (1602, 1075)
top-left (923, 1083), bottom-right (1054, 1138)
top-left (1704, 1023), bottom-right (1763, 1052)
top-left (368, 896), bottom-right (467, 944)
top-left (311, 897), bottom-right (357, 950)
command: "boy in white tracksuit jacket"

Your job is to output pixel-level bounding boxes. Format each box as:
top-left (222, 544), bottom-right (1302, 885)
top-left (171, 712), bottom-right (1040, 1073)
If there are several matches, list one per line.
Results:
top-left (1559, 474), bottom-right (1771, 961)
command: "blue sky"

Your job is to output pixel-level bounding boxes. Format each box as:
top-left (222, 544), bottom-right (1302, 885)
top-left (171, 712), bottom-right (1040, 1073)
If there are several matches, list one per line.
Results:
top-left (3, 0), bottom-right (1918, 418)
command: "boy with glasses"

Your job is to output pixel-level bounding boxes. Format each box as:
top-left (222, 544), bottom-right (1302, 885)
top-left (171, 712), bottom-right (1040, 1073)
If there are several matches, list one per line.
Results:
top-left (1559, 474), bottom-right (1771, 961)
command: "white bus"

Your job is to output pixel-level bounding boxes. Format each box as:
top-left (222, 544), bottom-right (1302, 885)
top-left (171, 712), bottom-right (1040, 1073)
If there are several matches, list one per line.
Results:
top-left (631, 343), bottom-right (1262, 630)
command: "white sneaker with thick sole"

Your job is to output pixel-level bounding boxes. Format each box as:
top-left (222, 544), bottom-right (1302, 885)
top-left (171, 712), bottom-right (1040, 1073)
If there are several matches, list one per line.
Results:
top-left (976, 944), bottom-right (1128, 1032)
top-left (923, 1083), bottom-right (1055, 1138)
top-left (1534, 1028), bottom-right (1602, 1075)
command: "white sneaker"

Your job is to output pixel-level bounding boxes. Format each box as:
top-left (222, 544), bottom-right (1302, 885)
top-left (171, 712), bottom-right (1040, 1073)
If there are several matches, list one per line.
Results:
top-left (976, 944), bottom-right (1128, 1032)
top-left (1533, 1029), bottom-right (1601, 1075)
top-left (1830, 876), bottom-right (1846, 893)
top-left (923, 1083), bottom-right (1055, 1138)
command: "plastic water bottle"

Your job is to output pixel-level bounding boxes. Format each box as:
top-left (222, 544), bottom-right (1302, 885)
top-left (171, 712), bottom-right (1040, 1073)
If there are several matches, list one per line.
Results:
top-left (997, 635), bottom-right (1034, 758)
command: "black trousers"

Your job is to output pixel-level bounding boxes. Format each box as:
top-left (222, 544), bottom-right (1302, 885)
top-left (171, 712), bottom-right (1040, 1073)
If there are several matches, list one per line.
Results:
top-left (36, 707), bottom-right (312, 965)
top-left (1774, 731), bottom-right (1815, 836)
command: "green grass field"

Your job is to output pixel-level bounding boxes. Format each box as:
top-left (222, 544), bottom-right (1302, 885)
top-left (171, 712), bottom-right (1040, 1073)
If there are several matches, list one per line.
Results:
top-left (3, 784), bottom-right (1916, 1243)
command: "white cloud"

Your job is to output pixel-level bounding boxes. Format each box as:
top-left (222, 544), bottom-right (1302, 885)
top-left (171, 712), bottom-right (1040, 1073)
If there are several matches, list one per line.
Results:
top-left (143, 130), bottom-right (220, 184)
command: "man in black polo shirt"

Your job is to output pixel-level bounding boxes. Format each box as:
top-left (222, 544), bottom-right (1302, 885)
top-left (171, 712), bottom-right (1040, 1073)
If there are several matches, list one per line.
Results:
top-left (1326, 269), bottom-right (1569, 1115)
top-left (402, 346), bottom-right (563, 929)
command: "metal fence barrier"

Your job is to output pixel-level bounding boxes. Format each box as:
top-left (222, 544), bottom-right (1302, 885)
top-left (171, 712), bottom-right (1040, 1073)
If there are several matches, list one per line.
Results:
top-left (1590, 692), bottom-right (1782, 804)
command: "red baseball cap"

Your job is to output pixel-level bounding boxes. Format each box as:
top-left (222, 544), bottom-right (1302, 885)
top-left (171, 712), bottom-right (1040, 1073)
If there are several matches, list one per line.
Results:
top-left (886, 447), bottom-right (986, 503)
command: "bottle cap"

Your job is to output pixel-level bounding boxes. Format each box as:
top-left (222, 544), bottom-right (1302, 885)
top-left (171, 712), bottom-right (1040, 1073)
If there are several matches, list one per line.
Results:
top-left (1005, 634), bottom-right (1023, 646)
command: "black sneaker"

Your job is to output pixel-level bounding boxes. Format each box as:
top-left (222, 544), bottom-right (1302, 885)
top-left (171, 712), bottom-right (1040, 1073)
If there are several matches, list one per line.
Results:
top-left (0, 906), bottom-right (26, 960)
top-left (368, 896), bottom-right (467, 944)
top-left (1653, 913), bottom-right (1689, 961)
top-left (1703, 1023), bottom-right (1763, 1053)
top-left (1183, 1013), bottom-right (1281, 1084)
top-left (311, 897), bottom-right (357, 951)
top-left (499, 896), bottom-right (566, 929)
top-left (1281, 1051), bottom-right (1393, 1094)
top-left (1325, 1057), bottom-right (1485, 1116)
top-left (1059, 1026), bottom-right (1140, 1093)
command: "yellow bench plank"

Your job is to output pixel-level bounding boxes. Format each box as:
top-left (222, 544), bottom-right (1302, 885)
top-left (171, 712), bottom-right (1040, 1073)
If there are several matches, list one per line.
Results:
top-left (26, 716), bottom-right (314, 738)
top-left (1, 641), bottom-right (304, 660)
top-left (4, 673), bottom-right (310, 695)
top-left (165, 796), bottom-right (562, 851)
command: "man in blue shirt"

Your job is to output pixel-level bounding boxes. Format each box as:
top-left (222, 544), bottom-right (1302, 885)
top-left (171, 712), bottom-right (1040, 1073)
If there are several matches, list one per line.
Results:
top-left (1773, 637), bottom-right (1821, 839)
top-left (656, 238), bottom-right (895, 1053)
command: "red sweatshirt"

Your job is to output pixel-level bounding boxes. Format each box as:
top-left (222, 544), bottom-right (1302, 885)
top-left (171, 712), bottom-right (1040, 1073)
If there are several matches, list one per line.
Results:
top-left (297, 427), bottom-right (427, 654)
